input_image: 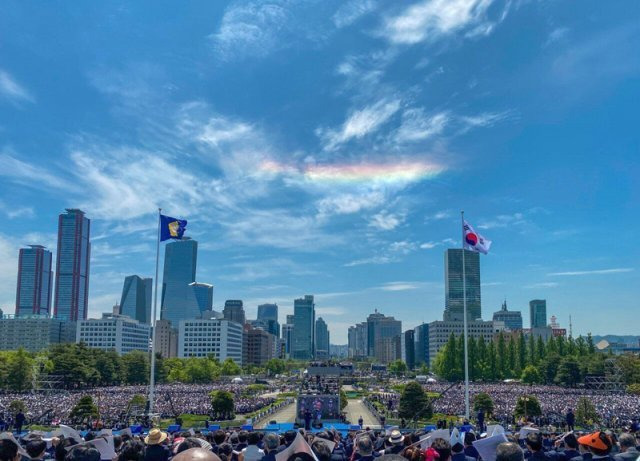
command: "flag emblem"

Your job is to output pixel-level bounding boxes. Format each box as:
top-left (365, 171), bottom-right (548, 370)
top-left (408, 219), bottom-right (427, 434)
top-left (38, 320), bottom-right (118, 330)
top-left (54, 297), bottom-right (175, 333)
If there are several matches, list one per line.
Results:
top-left (160, 214), bottom-right (187, 241)
top-left (463, 220), bottom-right (491, 254)
top-left (465, 232), bottom-right (478, 246)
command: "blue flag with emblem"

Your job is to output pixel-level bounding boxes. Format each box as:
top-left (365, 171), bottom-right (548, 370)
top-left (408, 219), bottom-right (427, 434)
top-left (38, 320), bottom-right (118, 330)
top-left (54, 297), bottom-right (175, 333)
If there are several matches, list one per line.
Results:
top-left (160, 214), bottom-right (187, 241)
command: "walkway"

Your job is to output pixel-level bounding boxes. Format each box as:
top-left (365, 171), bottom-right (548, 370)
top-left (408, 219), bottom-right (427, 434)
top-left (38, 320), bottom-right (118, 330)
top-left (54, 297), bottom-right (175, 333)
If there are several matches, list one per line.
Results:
top-left (344, 399), bottom-right (379, 428)
top-left (256, 400), bottom-right (297, 428)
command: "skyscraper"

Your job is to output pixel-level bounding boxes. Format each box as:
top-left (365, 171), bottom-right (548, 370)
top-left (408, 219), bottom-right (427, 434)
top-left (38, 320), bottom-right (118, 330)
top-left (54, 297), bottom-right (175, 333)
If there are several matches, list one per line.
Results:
top-left (282, 315), bottom-right (294, 358)
top-left (119, 275), bottom-right (152, 324)
top-left (257, 303), bottom-right (280, 337)
top-left (529, 299), bottom-right (547, 328)
top-left (444, 249), bottom-right (481, 322)
top-left (292, 295), bottom-right (315, 360)
top-left (54, 209), bottom-right (90, 322)
top-left (492, 300), bottom-right (523, 331)
top-left (366, 310), bottom-right (401, 358)
top-left (404, 329), bottom-right (415, 370)
top-left (413, 323), bottom-right (429, 368)
top-left (160, 238), bottom-right (197, 326)
top-left (223, 300), bottom-right (245, 324)
top-left (16, 245), bottom-right (53, 316)
top-left (315, 317), bottom-right (330, 360)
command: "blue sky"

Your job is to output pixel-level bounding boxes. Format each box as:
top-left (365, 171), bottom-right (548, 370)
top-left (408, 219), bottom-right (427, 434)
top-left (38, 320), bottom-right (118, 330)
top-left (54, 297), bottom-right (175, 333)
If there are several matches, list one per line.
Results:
top-left (1, 0), bottom-right (638, 343)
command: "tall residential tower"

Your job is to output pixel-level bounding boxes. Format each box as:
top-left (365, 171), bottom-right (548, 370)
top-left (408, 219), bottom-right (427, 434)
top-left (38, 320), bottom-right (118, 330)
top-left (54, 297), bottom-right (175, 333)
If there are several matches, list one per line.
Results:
top-left (16, 245), bottom-right (53, 316)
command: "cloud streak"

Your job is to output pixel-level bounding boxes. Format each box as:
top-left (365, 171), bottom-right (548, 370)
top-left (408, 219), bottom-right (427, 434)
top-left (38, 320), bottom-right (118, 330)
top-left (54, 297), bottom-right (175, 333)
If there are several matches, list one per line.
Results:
top-left (0, 70), bottom-right (34, 104)
top-left (548, 268), bottom-right (634, 276)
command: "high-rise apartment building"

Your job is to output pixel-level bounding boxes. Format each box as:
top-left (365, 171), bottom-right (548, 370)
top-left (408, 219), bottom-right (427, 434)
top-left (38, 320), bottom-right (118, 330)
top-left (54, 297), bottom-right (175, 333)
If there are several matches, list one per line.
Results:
top-left (154, 319), bottom-right (178, 358)
top-left (119, 275), bottom-right (152, 324)
top-left (444, 249), bottom-right (481, 322)
top-left (223, 300), bottom-right (245, 325)
top-left (348, 322), bottom-right (368, 358)
top-left (245, 326), bottom-right (275, 366)
top-left (492, 300), bottom-right (523, 331)
top-left (77, 314), bottom-right (150, 355)
top-left (54, 209), bottom-right (90, 322)
top-left (16, 245), bottom-right (53, 316)
top-left (257, 303), bottom-right (280, 337)
top-left (292, 295), bottom-right (315, 360)
top-left (530, 299), bottom-right (547, 328)
top-left (160, 238), bottom-right (197, 326)
top-left (315, 317), bottom-right (330, 360)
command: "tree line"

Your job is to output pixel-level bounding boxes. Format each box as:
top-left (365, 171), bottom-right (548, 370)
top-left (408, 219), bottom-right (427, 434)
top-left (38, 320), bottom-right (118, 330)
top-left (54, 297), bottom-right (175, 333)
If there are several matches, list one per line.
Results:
top-left (432, 331), bottom-right (640, 387)
top-left (0, 343), bottom-right (297, 392)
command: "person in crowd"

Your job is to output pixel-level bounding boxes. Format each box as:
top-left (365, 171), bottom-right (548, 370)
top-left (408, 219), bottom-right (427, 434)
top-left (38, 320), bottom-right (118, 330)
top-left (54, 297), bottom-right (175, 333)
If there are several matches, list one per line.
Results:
top-left (497, 443), bottom-right (525, 461)
top-left (613, 434), bottom-right (638, 461)
top-left (119, 440), bottom-right (145, 461)
top-left (524, 433), bottom-right (555, 461)
top-left (356, 436), bottom-right (375, 461)
top-left (261, 433), bottom-right (280, 461)
top-left (26, 440), bottom-right (48, 460)
top-left (173, 448), bottom-right (221, 461)
top-left (551, 433), bottom-right (580, 461)
top-left (477, 410), bottom-right (485, 433)
top-left (0, 436), bottom-right (22, 461)
top-left (450, 430), bottom-right (475, 461)
top-left (13, 413), bottom-right (25, 436)
top-left (566, 411), bottom-right (575, 432)
top-left (464, 433), bottom-right (479, 461)
top-left (239, 432), bottom-right (263, 461)
top-left (432, 438), bottom-right (453, 461)
top-left (144, 429), bottom-right (170, 461)
top-left (65, 446), bottom-right (100, 461)
top-left (358, 417), bottom-right (364, 429)
top-left (382, 431), bottom-right (404, 456)
top-left (577, 432), bottom-right (614, 461)
top-left (311, 440), bottom-right (332, 461)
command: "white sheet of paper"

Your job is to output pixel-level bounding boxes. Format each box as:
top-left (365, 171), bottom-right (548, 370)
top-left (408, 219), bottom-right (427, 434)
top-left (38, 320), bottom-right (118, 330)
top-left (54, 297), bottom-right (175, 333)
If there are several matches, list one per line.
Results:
top-left (420, 429), bottom-right (450, 449)
top-left (472, 433), bottom-right (509, 461)
top-left (518, 426), bottom-right (540, 440)
top-left (486, 425), bottom-right (505, 437)
top-left (276, 433), bottom-right (319, 461)
top-left (60, 424), bottom-right (83, 442)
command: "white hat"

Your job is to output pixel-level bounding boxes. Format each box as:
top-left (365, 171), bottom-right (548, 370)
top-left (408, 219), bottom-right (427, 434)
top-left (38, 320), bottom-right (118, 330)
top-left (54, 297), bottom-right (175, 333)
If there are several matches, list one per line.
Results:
top-left (450, 428), bottom-right (464, 448)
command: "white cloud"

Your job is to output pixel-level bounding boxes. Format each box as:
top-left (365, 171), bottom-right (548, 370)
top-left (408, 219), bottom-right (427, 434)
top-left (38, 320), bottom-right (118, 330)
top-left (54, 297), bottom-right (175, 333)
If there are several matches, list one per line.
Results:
top-left (0, 151), bottom-right (75, 192)
top-left (0, 69), bottom-right (34, 104)
top-left (369, 211), bottom-right (403, 231)
top-left (344, 255), bottom-right (393, 267)
top-left (333, 0), bottom-right (377, 28)
top-left (316, 191), bottom-right (384, 217)
top-left (382, 0), bottom-right (498, 45)
top-left (22, 232), bottom-right (57, 251)
top-left (425, 210), bottom-right (452, 221)
top-left (547, 268), bottom-right (634, 277)
top-left (0, 234), bottom-right (19, 309)
top-left (378, 281), bottom-right (421, 291)
top-left (545, 27), bottom-right (569, 46)
top-left (458, 111), bottom-right (512, 130)
top-left (318, 98), bottom-right (401, 150)
top-left (478, 212), bottom-right (526, 229)
top-left (420, 241), bottom-right (440, 249)
top-left (0, 200), bottom-right (34, 219)
top-left (395, 109), bottom-right (449, 143)
top-left (524, 282), bottom-right (559, 289)
top-left (389, 240), bottom-right (417, 254)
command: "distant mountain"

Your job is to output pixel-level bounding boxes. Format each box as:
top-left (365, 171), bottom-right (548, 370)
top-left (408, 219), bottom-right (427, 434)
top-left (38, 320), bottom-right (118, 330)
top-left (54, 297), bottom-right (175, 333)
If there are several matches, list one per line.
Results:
top-left (592, 335), bottom-right (640, 346)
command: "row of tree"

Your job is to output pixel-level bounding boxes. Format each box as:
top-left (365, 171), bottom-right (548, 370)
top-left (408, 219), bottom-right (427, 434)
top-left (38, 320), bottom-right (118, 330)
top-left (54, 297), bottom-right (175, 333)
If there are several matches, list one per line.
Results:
top-left (0, 343), bottom-right (300, 391)
top-left (432, 331), bottom-right (640, 386)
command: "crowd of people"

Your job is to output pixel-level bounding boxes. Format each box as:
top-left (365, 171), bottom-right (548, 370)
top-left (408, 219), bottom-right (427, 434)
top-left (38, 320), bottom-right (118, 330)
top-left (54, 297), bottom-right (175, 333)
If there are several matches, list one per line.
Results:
top-left (0, 384), bottom-right (277, 427)
top-left (366, 383), bottom-right (640, 428)
top-left (1, 421), bottom-right (640, 461)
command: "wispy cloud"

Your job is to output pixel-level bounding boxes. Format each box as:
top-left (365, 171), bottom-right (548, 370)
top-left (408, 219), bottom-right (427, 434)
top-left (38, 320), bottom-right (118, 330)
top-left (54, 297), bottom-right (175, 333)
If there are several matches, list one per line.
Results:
top-left (478, 212), bottom-right (526, 229)
top-left (333, 0), bottom-right (377, 28)
top-left (317, 98), bottom-right (401, 150)
top-left (420, 237), bottom-right (457, 249)
top-left (548, 268), bottom-right (634, 277)
top-left (0, 151), bottom-right (75, 192)
top-left (0, 69), bottom-right (34, 104)
top-left (344, 255), bottom-right (393, 267)
top-left (381, 0), bottom-right (501, 45)
top-left (369, 211), bottom-right (404, 231)
top-left (524, 282), bottom-right (559, 289)
top-left (378, 281), bottom-right (422, 291)
top-left (395, 109), bottom-right (449, 143)
top-left (0, 200), bottom-right (34, 219)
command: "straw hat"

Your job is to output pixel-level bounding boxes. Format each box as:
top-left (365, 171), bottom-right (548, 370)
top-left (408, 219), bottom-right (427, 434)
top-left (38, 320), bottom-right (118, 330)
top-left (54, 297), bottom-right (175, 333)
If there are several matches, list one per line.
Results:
top-left (145, 428), bottom-right (168, 445)
top-left (388, 430), bottom-right (405, 445)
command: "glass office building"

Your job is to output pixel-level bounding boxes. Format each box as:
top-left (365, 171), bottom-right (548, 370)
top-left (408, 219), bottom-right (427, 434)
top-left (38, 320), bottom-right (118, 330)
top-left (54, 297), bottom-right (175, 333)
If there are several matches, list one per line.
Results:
top-left (292, 295), bottom-right (315, 360)
top-left (160, 238), bottom-right (198, 326)
top-left (529, 299), bottom-right (547, 328)
top-left (16, 245), bottom-right (53, 316)
top-left (257, 303), bottom-right (279, 337)
top-left (54, 209), bottom-right (91, 322)
top-left (444, 249), bottom-right (481, 322)
top-left (119, 275), bottom-right (152, 324)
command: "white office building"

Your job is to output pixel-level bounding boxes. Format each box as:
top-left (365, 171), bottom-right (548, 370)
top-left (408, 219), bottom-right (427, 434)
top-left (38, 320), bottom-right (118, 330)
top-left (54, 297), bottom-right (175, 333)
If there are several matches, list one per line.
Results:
top-left (178, 318), bottom-right (243, 365)
top-left (77, 314), bottom-right (150, 355)
top-left (428, 320), bottom-right (499, 366)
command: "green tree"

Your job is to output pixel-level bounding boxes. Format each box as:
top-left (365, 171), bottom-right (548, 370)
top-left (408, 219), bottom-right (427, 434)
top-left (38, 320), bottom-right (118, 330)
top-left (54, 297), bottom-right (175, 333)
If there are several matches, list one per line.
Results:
top-left (8, 400), bottom-right (26, 415)
top-left (521, 365), bottom-right (542, 384)
top-left (94, 349), bottom-right (123, 386)
top-left (7, 348), bottom-right (34, 391)
top-left (528, 333), bottom-right (536, 366)
top-left (616, 355), bottom-right (640, 384)
top-left (399, 381), bottom-right (431, 421)
top-left (416, 363), bottom-right (430, 375)
top-left (514, 395), bottom-right (541, 420)
top-left (586, 333), bottom-right (595, 354)
top-left (497, 332), bottom-right (507, 379)
top-left (487, 340), bottom-right (497, 381)
top-left (626, 383), bottom-right (640, 395)
top-left (473, 392), bottom-right (494, 415)
top-left (555, 357), bottom-right (581, 387)
top-left (536, 336), bottom-right (545, 363)
top-left (388, 359), bottom-right (408, 376)
top-left (154, 352), bottom-right (168, 383)
top-left (210, 390), bottom-right (234, 420)
top-left (540, 354), bottom-right (560, 384)
top-left (69, 396), bottom-right (99, 423)
top-left (49, 343), bottom-right (97, 388)
top-left (339, 389), bottom-right (348, 410)
top-left (517, 333), bottom-right (526, 374)
top-left (127, 394), bottom-right (147, 413)
top-left (575, 396), bottom-right (599, 426)
top-left (121, 351), bottom-right (149, 384)
top-left (476, 336), bottom-right (487, 380)
top-left (468, 336), bottom-right (478, 381)
top-left (220, 358), bottom-right (241, 376)
top-left (507, 336), bottom-right (517, 378)
top-left (265, 358), bottom-right (286, 376)
top-left (575, 336), bottom-right (587, 356)
top-left (165, 358), bottom-right (188, 382)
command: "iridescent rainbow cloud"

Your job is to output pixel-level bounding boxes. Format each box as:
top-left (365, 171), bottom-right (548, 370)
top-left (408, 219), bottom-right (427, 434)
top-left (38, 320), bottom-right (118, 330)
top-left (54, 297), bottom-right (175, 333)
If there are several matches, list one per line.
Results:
top-left (260, 160), bottom-right (444, 184)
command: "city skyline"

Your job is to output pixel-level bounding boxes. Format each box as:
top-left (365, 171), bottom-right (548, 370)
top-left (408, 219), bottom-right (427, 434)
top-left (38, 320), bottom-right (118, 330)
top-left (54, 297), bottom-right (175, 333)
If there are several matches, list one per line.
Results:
top-left (1, 1), bottom-right (639, 342)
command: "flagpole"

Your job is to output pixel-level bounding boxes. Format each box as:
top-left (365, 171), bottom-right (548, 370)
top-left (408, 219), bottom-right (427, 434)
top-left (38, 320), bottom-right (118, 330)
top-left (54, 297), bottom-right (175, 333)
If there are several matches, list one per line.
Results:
top-left (461, 210), bottom-right (470, 421)
top-left (149, 208), bottom-right (161, 415)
